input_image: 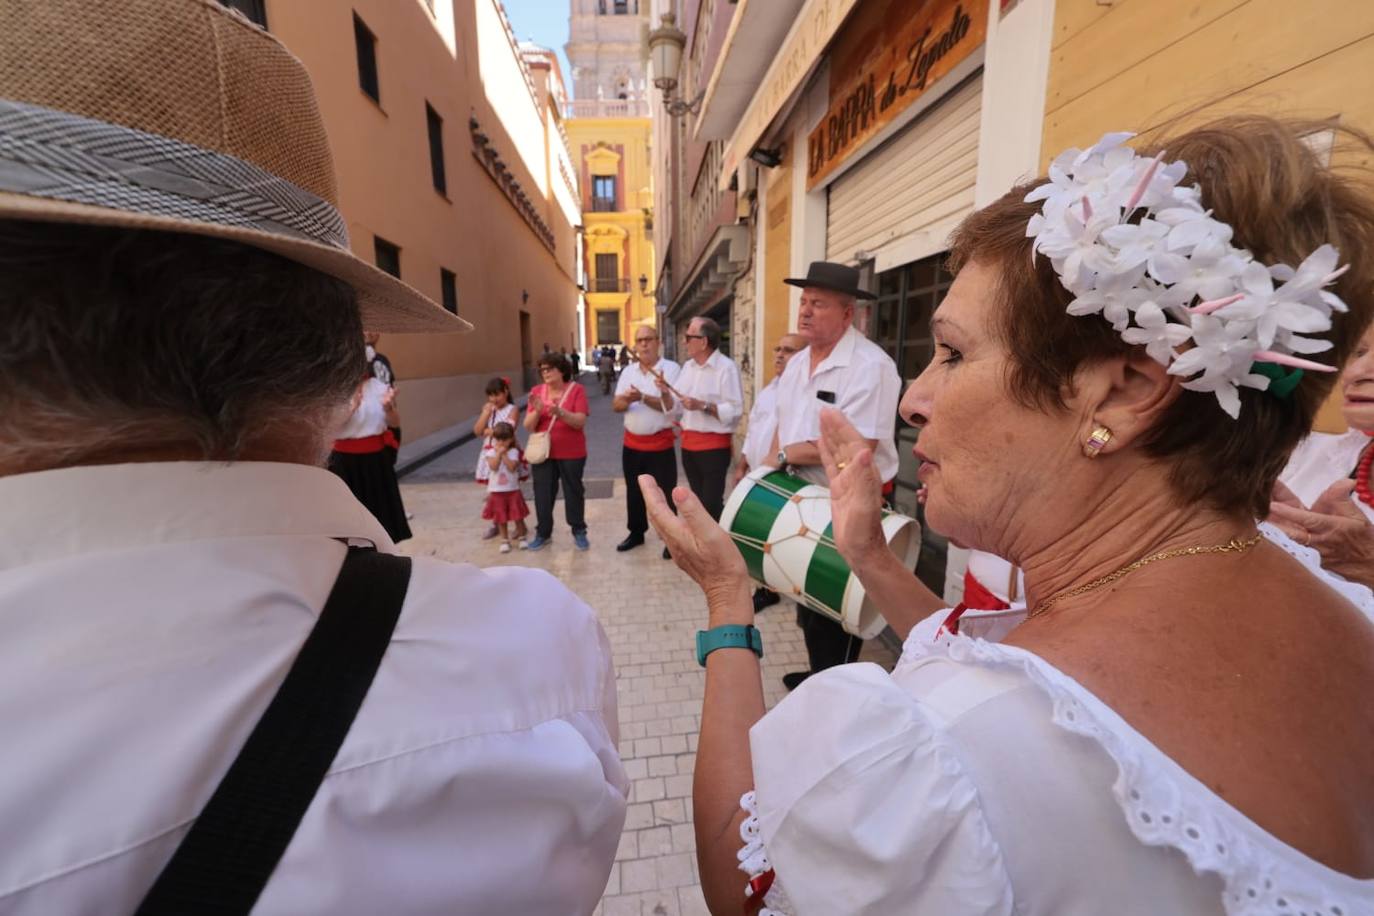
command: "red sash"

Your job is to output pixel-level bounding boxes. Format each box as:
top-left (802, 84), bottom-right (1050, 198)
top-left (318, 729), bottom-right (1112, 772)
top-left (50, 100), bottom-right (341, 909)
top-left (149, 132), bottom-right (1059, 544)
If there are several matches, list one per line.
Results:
top-left (332, 430), bottom-right (399, 454)
top-left (624, 429), bottom-right (676, 451)
top-left (681, 430), bottom-right (731, 452)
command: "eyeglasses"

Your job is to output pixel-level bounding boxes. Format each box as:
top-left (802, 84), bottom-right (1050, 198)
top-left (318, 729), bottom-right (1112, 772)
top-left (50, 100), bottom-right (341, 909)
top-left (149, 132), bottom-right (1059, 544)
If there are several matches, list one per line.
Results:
top-left (773, 346), bottom-right (800, 354)
top-left (684, 334), bottom-right (705, 340)
top-left (539, 365), bottom-right (558, 372)
top-left (635, 336), bottom-right (658, 343)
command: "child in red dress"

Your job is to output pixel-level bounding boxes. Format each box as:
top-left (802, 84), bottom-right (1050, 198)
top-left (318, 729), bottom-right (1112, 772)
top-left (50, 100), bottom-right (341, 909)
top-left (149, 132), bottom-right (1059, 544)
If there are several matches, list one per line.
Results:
top-left (480, 423), bottom-right (530, 553)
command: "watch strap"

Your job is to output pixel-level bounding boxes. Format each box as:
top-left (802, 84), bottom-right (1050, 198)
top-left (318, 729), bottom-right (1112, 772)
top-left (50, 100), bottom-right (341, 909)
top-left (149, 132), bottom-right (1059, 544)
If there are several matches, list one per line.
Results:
top-left (695, 624), bottom-right (763, 666)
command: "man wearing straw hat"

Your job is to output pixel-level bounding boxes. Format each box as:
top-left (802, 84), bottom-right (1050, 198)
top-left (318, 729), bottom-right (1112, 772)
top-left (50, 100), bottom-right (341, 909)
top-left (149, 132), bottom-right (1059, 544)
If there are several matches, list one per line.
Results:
top-left (0, 2), bottom-right (626, 914)
top-left (767, 262), bottom-right (902, 690)
top-left (613, 323), bottom-right (681, 557)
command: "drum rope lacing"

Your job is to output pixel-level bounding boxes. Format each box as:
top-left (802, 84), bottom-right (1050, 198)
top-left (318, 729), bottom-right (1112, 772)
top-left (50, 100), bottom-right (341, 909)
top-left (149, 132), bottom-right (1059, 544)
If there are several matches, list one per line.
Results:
top-left (727, 475), bottom-right (849, 619)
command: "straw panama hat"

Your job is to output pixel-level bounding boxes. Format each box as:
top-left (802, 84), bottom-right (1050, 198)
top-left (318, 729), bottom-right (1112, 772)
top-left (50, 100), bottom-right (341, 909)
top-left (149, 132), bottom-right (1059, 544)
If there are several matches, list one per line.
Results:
top-left (0, 0), bottom-right (471, 334)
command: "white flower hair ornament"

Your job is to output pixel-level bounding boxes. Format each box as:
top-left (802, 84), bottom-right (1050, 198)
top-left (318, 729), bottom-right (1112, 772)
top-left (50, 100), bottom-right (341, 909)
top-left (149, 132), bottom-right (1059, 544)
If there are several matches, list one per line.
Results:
top-left (1025, 132), bottom-right (1349, 418)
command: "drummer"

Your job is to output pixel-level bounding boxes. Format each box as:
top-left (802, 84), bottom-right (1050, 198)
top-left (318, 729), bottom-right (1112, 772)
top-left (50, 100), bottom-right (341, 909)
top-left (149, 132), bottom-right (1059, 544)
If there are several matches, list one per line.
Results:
top-left (766, 262), bottom-right (902, 690)
top-left (735, 331), bottom-right (809, 612)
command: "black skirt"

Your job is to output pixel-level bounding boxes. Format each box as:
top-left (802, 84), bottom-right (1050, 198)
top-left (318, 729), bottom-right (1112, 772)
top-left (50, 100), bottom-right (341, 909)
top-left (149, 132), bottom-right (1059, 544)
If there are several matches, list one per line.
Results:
top-left (328, 445), bottom-right (412, 543)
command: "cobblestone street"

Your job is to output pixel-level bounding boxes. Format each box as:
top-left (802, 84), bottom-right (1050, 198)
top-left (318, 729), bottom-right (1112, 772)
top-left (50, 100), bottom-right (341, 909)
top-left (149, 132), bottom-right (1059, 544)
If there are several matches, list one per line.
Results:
top-left (398, 376), bottom-right (895, 914)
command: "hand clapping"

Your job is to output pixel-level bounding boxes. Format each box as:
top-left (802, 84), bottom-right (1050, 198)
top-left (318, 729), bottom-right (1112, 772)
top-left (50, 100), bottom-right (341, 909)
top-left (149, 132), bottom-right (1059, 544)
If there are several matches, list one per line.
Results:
top-left (638, 475), bottom-right (751, 624)
top-left (817, 407), bottom-right (892, 566)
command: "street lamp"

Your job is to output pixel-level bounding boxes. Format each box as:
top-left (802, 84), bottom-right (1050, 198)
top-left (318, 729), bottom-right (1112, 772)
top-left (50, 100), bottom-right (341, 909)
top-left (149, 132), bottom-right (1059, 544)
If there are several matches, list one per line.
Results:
top-left (638, 273), bottom-right (648, 295)
top-left (648, 13), bottom-right (702, 118)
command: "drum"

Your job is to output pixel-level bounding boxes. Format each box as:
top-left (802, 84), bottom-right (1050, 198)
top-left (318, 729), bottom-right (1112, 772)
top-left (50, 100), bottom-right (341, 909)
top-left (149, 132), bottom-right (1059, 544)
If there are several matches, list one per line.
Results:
top-left (719, 467), bottom-right (921, 638)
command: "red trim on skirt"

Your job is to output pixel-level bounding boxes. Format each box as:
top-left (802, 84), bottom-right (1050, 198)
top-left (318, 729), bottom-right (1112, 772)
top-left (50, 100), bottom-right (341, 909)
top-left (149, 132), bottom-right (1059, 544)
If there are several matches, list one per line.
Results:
top-left (482, 490), bottom-right (530, 524)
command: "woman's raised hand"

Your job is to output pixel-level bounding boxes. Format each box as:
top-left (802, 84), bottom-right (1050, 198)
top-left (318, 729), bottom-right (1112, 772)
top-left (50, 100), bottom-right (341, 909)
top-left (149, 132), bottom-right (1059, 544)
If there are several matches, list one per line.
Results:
top-left (639, 475), bottom-right (751, 624)
top-left (1269, 479), bottom-right (1374, 587)
top-left (818, 407), bottom-right (891, 566)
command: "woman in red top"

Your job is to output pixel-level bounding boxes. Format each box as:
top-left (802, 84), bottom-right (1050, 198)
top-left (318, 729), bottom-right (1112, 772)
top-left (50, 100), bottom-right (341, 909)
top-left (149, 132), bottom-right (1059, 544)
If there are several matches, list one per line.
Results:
top-left (523, 352), bottom-right (591, 550)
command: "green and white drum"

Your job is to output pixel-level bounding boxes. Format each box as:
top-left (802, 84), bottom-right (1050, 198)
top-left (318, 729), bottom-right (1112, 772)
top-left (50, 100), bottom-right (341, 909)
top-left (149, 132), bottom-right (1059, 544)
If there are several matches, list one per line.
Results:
top-left (719, 467), bottom-right (922, 639)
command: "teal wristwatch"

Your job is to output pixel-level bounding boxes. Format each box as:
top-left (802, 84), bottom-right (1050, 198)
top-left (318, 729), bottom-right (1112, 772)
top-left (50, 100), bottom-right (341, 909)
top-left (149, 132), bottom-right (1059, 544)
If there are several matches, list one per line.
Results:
top-left (696, 624), bottom-right (763, 666)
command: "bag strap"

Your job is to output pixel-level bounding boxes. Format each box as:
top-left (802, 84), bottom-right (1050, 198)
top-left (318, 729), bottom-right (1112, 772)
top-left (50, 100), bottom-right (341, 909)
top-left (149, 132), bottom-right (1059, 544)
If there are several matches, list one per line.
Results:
top-left (541, 384), bottom-right (574, 436)
top-left (134, 547), bottom-right (412, 916)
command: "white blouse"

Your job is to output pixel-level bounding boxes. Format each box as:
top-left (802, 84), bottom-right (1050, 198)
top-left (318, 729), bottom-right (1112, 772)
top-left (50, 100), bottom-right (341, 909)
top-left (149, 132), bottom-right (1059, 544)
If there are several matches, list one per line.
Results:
top-left (335, 376), bottom-right (390, 440)
top-left (1280, 429), bottom-right (1374, 523)
top-left (742, 524), bottom-right (1374, 915)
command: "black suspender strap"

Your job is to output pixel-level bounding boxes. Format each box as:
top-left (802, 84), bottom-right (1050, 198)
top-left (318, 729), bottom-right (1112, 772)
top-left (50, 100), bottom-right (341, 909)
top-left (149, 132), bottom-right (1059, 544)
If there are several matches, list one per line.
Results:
top-left (134, 547), bottom-right (413, 916)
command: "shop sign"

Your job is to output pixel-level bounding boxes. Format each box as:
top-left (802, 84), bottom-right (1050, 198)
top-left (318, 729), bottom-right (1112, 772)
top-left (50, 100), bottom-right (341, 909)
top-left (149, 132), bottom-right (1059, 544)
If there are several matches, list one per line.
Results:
top-left (806, 0), bottom-right (986, 189)
top-left (719, 0), bottom-right (864, 191)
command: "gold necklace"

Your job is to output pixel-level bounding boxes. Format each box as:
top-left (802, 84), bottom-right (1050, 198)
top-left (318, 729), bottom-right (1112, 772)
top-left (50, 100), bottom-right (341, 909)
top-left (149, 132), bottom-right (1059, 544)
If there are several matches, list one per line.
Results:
top-left (1026, 533), bottom-right (1265, 620)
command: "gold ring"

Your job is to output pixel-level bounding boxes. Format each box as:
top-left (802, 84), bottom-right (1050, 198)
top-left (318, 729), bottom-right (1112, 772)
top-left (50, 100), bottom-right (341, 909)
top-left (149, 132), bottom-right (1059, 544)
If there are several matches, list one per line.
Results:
top-left (1302, 530), bottom-right (1312, 547)
top-left (836, 460), bottom-right (849, 471)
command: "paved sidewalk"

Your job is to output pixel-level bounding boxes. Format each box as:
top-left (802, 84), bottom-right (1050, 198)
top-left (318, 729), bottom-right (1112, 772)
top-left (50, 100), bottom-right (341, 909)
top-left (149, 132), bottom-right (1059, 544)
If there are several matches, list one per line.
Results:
top-left (396, 380), bottom-right (896, 914)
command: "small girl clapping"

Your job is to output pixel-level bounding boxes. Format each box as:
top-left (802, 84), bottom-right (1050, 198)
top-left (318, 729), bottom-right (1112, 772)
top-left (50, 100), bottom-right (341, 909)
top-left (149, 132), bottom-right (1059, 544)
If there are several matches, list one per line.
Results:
top-left (475, 377), bottom-right (519, 538)
top-left (480, 422), bottom-right (530, 553)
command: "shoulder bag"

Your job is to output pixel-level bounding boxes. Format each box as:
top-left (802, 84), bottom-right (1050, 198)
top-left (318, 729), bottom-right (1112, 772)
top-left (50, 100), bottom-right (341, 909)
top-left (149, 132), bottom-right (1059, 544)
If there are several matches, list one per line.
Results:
top-left (525, 385), bottom-right (572, 465)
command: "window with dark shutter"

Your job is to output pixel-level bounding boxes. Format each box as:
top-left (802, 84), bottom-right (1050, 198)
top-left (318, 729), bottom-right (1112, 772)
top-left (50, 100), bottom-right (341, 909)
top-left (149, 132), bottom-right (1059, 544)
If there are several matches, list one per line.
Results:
top-left (375, 236), bottom-right (401, 278)
top-left (440, 268), bottom-right (458, 314)
top-left (593, 253), bottom-right (620, 292)
top-left (591, 174), bottom-right (617, 212)
top-left (354, 13), bottom-right (380, 103)
top-left (426, 103), bottom-right (447, 195)
top-left (217, 0), bottom-right (267, 28)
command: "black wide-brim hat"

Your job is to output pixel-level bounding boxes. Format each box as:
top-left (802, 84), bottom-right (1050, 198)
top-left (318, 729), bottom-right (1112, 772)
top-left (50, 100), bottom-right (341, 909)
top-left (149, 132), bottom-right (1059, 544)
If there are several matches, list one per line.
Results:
top-left (783, 261), bottom-right (877, 300)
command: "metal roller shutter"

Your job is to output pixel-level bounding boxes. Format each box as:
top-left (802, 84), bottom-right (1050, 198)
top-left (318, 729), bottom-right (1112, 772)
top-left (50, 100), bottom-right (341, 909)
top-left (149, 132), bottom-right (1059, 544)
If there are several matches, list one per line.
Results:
top-left (826, 73), bottom-right (982, 265)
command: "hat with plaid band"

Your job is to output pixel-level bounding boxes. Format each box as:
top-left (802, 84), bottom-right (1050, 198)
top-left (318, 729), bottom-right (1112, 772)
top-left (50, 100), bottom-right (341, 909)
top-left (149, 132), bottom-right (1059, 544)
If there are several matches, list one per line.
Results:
top-left (0, 0), bottom-right (470, 334)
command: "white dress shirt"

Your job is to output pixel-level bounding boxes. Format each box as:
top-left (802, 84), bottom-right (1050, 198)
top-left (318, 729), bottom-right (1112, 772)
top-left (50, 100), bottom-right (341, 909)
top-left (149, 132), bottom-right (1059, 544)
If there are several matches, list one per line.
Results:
top-left (615, 358), bottom-right (682, 436)
top-left (0, 461), bottom-right (627, 915)
top-left (741, 378), bottom-right (781, 471)
top-left (1280, 428), bottom-right (1374, 522)
top-left (775, 326), bottom-right (902, 485)
top-left (675, 349), bottom-right (744, 434)
top-left (335, 376), bottom-right (389, 439)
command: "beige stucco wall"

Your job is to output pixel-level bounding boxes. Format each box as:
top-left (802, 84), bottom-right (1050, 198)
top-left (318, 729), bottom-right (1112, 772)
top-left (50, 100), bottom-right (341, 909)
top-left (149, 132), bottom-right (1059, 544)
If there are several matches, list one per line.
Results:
top-left (264, 0), bottom-right (581, 441)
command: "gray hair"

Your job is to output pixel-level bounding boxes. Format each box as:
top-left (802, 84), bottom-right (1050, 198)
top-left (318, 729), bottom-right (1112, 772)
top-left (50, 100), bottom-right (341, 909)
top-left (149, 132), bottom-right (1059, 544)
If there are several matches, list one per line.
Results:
top-left (693, 316), bottom-right (722, 351)
top-left (0, 220), bottom-right (364, 470)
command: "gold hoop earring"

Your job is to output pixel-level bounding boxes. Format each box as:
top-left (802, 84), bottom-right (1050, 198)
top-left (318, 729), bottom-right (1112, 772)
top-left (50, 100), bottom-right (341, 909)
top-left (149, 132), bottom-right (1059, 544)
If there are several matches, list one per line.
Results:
top-left (1084, 425), bottom-right (1113, 459)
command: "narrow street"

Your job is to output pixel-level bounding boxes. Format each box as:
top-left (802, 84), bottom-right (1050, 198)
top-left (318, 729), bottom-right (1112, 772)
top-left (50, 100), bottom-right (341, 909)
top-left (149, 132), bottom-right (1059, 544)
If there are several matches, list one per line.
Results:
top-left (399, 373), bottom-right (895, 915)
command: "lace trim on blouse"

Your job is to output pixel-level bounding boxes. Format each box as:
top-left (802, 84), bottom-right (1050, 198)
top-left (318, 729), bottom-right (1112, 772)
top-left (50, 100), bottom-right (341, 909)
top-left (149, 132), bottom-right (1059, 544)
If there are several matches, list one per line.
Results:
top-left (738, 790), bottom-right (794, 916)
top-left (892, 523), bottom-right (1373, 916)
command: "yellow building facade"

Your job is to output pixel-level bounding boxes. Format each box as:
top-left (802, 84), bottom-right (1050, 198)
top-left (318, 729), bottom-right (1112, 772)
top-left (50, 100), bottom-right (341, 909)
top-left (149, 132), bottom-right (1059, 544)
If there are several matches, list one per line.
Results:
top-left (566, 113), bottom-right (656, 347)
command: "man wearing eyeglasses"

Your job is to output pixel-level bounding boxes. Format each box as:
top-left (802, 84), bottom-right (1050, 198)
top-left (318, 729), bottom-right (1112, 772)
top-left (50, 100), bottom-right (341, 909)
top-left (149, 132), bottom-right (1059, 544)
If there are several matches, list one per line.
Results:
top-left (735, 332), bottom-right (809, 611)
top-left (674, 316), bottom-right (744, 521)
top-left (613, 325), bottom-right (681, 556)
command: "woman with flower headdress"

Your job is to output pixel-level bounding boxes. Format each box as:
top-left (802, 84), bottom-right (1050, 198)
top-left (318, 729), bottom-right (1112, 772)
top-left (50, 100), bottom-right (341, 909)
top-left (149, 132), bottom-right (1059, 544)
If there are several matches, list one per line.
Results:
top-left (643, 117), bottom-right (1374, 914)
